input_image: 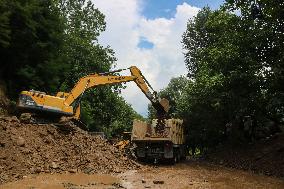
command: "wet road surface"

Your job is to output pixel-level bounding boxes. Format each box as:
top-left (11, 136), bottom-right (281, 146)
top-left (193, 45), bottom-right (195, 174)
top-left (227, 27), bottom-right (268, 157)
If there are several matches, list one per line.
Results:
top-left (1, 161), bottom-right (284, 189)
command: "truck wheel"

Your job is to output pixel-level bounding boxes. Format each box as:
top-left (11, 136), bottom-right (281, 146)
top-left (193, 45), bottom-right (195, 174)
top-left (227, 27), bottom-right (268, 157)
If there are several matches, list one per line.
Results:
top-left (175, 155), bottom-right (178, 163)
top-left (171, 157), bottom-right (176, 165)
top-left (169, 155), bottom-right (177, 165)
top-left (177, 152), bottom-right (181, 162)
top-left (137, 157), bottom-right (145, 162)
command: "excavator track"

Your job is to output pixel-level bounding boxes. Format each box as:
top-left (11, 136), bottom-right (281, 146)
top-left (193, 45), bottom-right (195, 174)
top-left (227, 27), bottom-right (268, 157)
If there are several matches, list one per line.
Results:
top-left (19, 113), bottom-right (88, 130)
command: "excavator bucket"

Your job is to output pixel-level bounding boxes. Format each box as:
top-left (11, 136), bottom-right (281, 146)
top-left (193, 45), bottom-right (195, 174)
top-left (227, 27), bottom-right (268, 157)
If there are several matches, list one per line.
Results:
top-left (159, 98), bottom-right (170, 113)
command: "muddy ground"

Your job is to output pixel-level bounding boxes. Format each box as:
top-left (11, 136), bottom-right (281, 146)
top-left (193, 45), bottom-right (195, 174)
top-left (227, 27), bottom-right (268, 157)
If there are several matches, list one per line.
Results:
top-left (1, 161), bottom-right (284, 189)
top-left (1, 109), bottom-right (284, 188)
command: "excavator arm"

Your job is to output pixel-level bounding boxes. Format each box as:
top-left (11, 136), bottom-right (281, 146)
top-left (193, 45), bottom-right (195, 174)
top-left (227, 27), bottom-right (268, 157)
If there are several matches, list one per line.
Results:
top-left (18, 66), bottom-right (169, 119)
top-left (129, 66), bottom-right (169, 117)
top-left (64, 66), bottom-right (169, 118)
top-left (64, 75), bottom-right (136, 106)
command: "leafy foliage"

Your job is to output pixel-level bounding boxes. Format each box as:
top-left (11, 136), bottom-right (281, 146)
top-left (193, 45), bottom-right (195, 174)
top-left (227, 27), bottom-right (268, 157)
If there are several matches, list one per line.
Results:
top-left (156, 2), bottom-right (284, 151)
top-left (0, 0), bottom-right (10, 47)
top-left (224, 0), bottom-right (284, 125)
top-left (0, 0), bottom-right (65, 96)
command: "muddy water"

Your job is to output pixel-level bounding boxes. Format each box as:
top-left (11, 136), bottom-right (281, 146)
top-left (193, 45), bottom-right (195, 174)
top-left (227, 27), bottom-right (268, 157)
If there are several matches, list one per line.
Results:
top-left (118, 162), bottom-right (284, 189)
top-left (1, 161), bottom-right (284, 189)
top-left (0, 173), bottom-right (120, 189)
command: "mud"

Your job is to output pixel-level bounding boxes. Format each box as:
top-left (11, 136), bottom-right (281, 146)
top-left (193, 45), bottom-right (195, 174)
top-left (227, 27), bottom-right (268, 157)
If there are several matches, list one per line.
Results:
top-left (118, 161), bottom-right (284, 189)
top-left (1, 161), bottom-right (284, 189)
top-left (0, 173), bottom-right (120, 189)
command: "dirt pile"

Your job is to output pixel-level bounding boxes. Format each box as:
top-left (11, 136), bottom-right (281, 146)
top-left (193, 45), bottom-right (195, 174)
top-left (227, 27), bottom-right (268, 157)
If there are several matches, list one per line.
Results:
top-left (207, 133), bottom-right (284, 178)
top-left (0, 116), bottom-right (140, 184)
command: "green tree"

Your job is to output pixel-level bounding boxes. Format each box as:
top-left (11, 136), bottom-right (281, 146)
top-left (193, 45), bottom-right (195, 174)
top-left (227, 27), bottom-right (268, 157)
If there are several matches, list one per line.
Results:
top-left (178, 1), bottom-right (284, 150)
top-left (148, 76), bottom-right (188, 120)
top-left (0, 0), bottom-right (65, 97)
top-left (0, 0), bottom-right (10, 47)
top-left (180, 7), bottom-right (269, 149)
top-left (224, 0), bottom-right (284, 125)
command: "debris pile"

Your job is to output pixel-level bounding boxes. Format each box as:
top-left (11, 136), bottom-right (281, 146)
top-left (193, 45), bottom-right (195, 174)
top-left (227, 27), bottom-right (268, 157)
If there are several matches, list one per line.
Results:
top-left (207, 133), bottom-right (284, 178)
top-left (0, 116), bottom-right (139, 184)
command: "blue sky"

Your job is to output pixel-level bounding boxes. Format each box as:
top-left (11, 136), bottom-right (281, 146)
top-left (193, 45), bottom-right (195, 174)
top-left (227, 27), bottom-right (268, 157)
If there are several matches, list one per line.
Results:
top-left (138, 0), bottom-right (225, 49)
top-left (142, 0), bottom-right (225, 19)
top-left (138, 37), bottom-right (154, 49)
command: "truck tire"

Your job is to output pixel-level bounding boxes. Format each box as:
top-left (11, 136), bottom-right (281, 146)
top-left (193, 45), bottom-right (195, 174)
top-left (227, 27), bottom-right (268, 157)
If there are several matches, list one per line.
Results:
top-left (172, 155), bottom-right (178, 164)
top-left (167, 155), bottom-right (176, 165)
top-left (177, 152), bottom-right (181, 162)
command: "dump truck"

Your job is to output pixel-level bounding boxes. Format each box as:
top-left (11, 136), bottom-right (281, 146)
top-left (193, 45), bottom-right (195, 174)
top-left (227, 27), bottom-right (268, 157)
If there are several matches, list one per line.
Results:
top-left (132, 118), bottom-right (185, 163)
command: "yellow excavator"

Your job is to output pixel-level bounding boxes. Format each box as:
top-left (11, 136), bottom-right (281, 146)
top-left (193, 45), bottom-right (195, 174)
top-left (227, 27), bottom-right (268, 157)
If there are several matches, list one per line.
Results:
top-left (17, 66), bottom-right (169, 122)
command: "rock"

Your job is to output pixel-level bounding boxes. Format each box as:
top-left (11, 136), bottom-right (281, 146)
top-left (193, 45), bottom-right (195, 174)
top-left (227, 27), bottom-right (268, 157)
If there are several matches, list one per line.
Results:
top-left (142, 179), bottom-right (146, 183)
top-left (19, 113), bottom-right (32, 123)
top-left (59, 116), bottom-right (72, 124)
top-left (16, 137), bottom-right (25, 147)
top-left (30, 167), bottom-right (35, 173)
top-left (51, 162), bottom-right (59, 169)
top-left (0, 141), bottom-right (5, 147)
top-left (21, 148), bottom-right (31, 154)
top-left (1, 124), bottom-right (7, 131)
top-left (68, 169), bottom-right (77, 173)
top-left (10, 116), bottom-right (19, 123)
top-left (153, 180), bottom-right (164, 184)
top-left (0, 154), bottom-right (7, 159)
top-left (12, 174), bottom-right (19, 178)
top-left (112, 183), bottom-right (124, 188)
top-left (44, 138), bottom-right (51, 144)
top-left (83, 167), bottom-right (94, 174)
top-left (35, 168), bottom-right (41, 173)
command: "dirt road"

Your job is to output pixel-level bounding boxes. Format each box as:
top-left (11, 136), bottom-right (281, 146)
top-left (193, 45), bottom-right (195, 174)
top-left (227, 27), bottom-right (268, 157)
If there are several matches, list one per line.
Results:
top-left (1, 161), bottom-right (284, 189)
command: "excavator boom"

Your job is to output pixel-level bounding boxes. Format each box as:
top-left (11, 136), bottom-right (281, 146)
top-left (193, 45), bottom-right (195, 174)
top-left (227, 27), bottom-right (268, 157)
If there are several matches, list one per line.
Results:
top-left (17, 66), bottom-right (169, 120)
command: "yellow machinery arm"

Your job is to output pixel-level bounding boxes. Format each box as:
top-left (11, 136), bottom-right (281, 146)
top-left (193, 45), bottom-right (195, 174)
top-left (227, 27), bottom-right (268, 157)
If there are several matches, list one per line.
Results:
top-left (17, 66), bottom-right (169, 120)
top-left (64, 75), bottom-right (136, 106)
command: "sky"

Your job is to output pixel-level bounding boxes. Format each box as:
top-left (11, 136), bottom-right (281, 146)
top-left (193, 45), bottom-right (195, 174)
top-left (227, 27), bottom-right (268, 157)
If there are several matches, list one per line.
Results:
top-left (93, 0), bottom-right (224, 116)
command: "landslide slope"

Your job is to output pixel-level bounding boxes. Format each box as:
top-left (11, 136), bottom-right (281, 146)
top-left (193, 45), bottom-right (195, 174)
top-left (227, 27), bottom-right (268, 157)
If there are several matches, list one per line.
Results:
top-left (0, 116), bottom-right (138, 184)
top-left (207, 134), bottom-right (284, 178)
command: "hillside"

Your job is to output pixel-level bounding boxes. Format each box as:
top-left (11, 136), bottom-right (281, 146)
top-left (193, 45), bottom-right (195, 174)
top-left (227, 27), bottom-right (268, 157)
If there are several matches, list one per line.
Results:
top-left (206, 134), bottom-right (284, 178)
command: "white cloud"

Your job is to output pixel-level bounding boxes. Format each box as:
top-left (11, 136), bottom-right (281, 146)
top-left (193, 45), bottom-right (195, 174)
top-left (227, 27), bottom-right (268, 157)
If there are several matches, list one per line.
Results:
top-left (92, 1), bottom-right (200, 116)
